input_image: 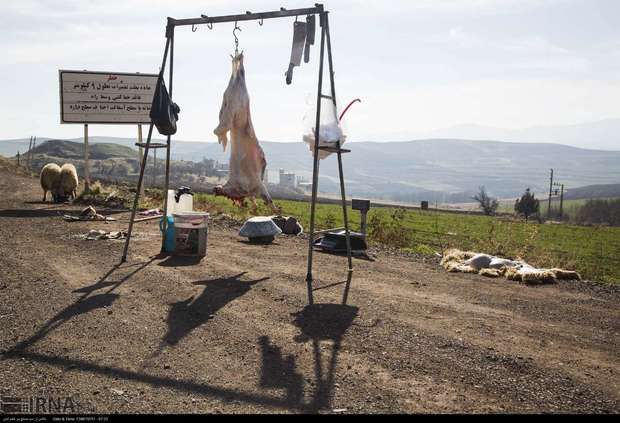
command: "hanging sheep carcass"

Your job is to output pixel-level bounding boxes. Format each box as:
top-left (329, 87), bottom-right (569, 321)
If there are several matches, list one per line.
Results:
top-left (213, 53), bottom-right (276, 211)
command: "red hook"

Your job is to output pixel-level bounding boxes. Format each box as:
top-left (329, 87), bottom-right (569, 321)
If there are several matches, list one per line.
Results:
top-left (339, 98), bottom-right (361, 121)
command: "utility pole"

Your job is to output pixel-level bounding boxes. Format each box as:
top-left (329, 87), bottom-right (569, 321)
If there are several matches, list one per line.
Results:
top-left (547, 168), bottom-right (554, 219)
top-left (559, 184), bottom-right (564, 219)
top-left (27, 136), bottom-right (33, 170)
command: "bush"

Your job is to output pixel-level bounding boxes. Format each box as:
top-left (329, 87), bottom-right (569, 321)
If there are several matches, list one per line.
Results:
top-left (574, 199), bottom-right (620, 226)
top-left (514, 188), bottom-right (540, 221)
top-left (473, 186), bottom-right (499, 216)
top-left (367, 208), bottom-right (411, 248)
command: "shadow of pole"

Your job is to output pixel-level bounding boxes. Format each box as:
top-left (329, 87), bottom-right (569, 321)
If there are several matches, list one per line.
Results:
top-left (1, 350), bottom-right (304, 412)
top-left (292, 303), bottom-right (359, 413)
top-left (2, 303), bottom-right (359, 413)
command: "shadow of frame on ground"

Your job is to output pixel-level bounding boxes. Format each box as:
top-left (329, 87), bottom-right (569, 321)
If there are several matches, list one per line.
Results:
top-left (2, 304), bottom-right (359, 413)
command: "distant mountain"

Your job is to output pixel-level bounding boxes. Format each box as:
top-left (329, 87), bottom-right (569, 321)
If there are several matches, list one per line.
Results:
top-left (2, 136), bottom-right (619, 203)
top-left (418, 118), bottom-right (620, 151)
top-left (563, 183), bottom-right (620, 200)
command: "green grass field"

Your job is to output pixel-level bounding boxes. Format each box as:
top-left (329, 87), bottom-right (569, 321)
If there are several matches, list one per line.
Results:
top-left (187, 193), bottom-right (620, 284)
top-left (497, 197), bottom-right (620, 221)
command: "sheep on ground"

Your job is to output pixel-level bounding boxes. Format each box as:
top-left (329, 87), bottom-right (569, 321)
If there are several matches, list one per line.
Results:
top-left (442, 248), bottom-right (580, 284)
top-left (57, 163), bottom-right (79, 201)
top-left (40, 163), bottom-right (62, 202)
top-left (440, 248), bottom-right (476, 268)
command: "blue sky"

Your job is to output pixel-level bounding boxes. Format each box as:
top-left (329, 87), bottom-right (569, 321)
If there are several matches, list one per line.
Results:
top-left (1, 0), bottom-right (619, 143)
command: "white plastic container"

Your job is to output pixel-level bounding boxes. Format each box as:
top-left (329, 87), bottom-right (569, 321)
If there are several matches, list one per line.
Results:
top-left (176, 193), bottom-right (193, 213)
top-left (166, 190), bottom-right (193, 215)
top-left (172, 212), bottom-right (209, 257)
top-left (166, 190), bottom-right (176, 216)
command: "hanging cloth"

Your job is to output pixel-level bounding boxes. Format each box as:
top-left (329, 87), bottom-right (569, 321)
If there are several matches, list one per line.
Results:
top-left (150, 78), bottom-right (180, 136)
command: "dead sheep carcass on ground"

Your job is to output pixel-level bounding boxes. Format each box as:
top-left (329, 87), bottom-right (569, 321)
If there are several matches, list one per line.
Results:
top-left (40, 163), bottom-right (62, 202)
top-left (440, 248), bottom-right (581, 284)
top-left (57, 163), bottom-right (79, 201)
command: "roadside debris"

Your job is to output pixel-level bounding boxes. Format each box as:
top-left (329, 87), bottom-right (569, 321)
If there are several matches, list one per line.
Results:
top-left (138, 208), bottom-right (162, 217)
top-left (441, 248), bottom-right (581, 284)
top-left (85, 230), bottom-right (127, 240)
top-left (63, 206), bottom-right (115, 222)
top-left (270, 215), bottom-right (303, 235)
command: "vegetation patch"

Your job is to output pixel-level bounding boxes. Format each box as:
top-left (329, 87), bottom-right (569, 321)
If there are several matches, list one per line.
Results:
top-left (188, 192), bottom-right (620, 284)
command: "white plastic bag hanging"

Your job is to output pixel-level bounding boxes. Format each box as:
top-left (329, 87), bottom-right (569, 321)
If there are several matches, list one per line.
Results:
top-left (302, 95), bottom-right (347, 160)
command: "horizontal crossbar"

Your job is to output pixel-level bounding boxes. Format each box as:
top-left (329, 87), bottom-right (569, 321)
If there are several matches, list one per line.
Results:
top-left (169, 5), bottom-right (324, 28)
top-left (135, 142), bottom-right (168, 149)
top-left (318, 146), bottom-right (351, 153)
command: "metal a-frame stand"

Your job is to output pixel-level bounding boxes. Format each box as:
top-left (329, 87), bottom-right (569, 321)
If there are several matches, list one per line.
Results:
top-left (120, 4), bottom-right (353, 306)
top-left (304, 12), bottom-right (353, 306)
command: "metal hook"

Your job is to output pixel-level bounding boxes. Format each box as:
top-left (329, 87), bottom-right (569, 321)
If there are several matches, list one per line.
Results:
top-left (201, 14), bottom-right (213, 30)
top-left (233, 21), bottom-right (242, 55)
top-left (191, 24), bottom-right (197, 32)
top-left (259, 17), bottom-right (264, 26)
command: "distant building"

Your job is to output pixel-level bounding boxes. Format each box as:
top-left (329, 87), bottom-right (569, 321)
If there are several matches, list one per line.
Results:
top-left (202, 158), bottom-right (217, 172)
top-left (215, 161), bottom-right (229, 178)
top-left (279, 169), bottom-right (296, 189)
top-left (298, 181), bottom-right (312, 191)
top-left (297, 176), bottom-right (312, 191)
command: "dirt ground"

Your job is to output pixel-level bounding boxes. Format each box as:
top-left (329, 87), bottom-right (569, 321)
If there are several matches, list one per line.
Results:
top-left (0, 167), bottom-right (618, 414)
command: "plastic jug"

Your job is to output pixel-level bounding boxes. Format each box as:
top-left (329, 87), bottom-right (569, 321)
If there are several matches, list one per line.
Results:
top-left (176, 194), bottom-right (193, 213)
top-left (166, 190), bottom-right (176, 216)
top-left (159, 215), bottom-right (176, 252)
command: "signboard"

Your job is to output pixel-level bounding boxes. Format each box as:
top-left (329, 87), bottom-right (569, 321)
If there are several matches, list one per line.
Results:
top-left (59, 70), bottom-right (158, 124)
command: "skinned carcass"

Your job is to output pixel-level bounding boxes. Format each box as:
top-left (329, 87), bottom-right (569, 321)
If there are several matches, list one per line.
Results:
top-left (213, 53), bottom-right (275, 210)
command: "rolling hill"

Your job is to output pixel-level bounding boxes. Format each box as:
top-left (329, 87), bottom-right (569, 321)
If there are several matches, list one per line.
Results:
top-left (2, 136), bottom-right (619, 203)
top-left (29, 139), bottom-right (138, 160)
top-left (563, 183), bottom-right (620, 200)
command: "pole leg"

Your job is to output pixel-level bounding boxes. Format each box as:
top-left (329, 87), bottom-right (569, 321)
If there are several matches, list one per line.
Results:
top-left (161, 27), bottom-right (175, 254)
top-left (138, 124), bottom-right (145, 197)
top-left (306, 13), bottom-right (327, 306)
top-left (121, 123), bottom-right (155, 263)
top-left (336, 147), bottom-right (353, 305)
top-left (122, 32), bottom-right (171, 263)
top-left (324, 13), bottom-right (353, 304)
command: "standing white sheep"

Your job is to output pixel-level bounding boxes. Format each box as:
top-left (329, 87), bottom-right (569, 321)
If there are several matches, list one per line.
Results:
top-left (40, 163), bottom-right (62, 202)
top-left (57, 163), bottom-right (79, 201)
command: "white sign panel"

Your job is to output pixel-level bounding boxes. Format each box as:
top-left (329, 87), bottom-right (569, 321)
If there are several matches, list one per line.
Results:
top-left (59, 70), bottom-right (158, 124)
